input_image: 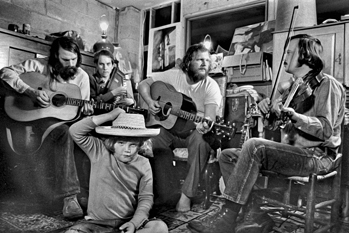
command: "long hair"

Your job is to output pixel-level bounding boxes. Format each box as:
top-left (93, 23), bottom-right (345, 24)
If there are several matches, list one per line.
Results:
top-left (48, 36), bottom-right (82, 68)
top-left (179, 43), bottom-right (211, 72)
top-left (290, 34), bottom-right (324, 76)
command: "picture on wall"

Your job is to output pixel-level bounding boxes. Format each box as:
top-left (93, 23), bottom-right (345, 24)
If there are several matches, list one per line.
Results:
top-left (228, 20), bottom-right (275, 55)
top-left (147, 23), bottom-right (181, 76)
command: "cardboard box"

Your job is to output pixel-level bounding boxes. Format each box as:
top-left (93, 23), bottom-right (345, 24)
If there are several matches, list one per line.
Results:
top-left (222, 52), bottom-right (272, 83)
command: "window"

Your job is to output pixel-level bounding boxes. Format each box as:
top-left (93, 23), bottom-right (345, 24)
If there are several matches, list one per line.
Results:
top-left (187, 3), bottom-right (266, 53)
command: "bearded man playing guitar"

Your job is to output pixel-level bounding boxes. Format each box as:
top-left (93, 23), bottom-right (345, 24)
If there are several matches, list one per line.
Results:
top-left (188, 34), bottom-right (345, 233)
top-left (138, 43), bottom-right (222, 212)
top-left (0, 36), bottom-right (93, 219)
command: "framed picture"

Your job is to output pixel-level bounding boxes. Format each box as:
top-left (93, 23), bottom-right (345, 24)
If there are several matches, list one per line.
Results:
top-left (147, 22), bottom-right (182, 76)
top-left (228, 20), bottom-right (275, 55)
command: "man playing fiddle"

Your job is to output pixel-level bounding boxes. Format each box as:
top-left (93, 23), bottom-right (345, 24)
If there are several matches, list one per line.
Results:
top-left (187, 34), bottom-right (345, 233)
top-left (89, 48), bottom-right (134, 116)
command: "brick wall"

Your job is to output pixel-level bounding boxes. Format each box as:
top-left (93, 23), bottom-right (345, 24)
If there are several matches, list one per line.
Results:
top-left (118, 6), bottom-right (141, 74)
top-left (0, 0), bottom-right (119, 52)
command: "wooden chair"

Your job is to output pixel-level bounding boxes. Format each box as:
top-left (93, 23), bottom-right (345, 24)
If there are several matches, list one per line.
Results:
top-left (254, 152), bottom-right (343, 233)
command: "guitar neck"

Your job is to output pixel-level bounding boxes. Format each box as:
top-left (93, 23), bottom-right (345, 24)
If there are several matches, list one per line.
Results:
top-left (66, 97), bottom-right (116, 111)
top-left (174, 109), bottom-right (213, 125)
top-left (64, 97), bottom-right (147, 117)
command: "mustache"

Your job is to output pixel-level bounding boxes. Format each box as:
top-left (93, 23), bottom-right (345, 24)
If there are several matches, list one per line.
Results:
top-left (188, 68), bottom-right (207, 82)
top-left (54, 63), bottom-right (78, 81)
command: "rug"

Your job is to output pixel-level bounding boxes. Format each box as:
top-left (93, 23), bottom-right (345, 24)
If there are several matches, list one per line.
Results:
top-left (155, 195), bottom-right (329, 233)
top-left (0, 212), bottom-right (73, 232)
top-left (0, 195), bottom-right (342, 233)
top-left (157, 197), bottom-right (224, 232)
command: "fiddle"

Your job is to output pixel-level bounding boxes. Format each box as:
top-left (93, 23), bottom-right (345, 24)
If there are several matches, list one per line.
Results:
top-left (271, 72), bottom-right (320, 129)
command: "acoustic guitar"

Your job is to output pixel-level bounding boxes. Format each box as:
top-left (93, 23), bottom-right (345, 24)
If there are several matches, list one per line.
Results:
top-left (144, 81), bottom-right (234, 139)
top-left (2, 72), bottom-right (148, 155)
top-left (4, 72), bottom-right (147, 122)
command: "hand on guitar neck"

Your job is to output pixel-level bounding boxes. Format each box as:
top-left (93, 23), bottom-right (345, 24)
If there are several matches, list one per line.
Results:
top-left (196, 117), bottom-right (214, 135)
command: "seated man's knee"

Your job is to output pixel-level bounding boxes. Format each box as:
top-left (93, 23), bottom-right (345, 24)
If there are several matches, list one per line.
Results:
top-left (219, 148), bottom-right (240, 163)
top-left (219, 138), bottom-right (266, 163)
top-left (243, 138), bottom-right (265, 151)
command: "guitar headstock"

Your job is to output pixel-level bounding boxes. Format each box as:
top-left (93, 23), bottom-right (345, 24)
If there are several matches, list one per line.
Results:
top-left (212, 116), bottom-right (236, 141)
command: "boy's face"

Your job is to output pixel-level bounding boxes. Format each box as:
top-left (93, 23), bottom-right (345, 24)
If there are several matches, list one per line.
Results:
top-left (113, 140), bottom-right (139, 163)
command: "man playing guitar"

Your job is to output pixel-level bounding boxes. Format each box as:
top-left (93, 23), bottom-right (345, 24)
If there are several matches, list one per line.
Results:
top-left (138, 43), bottom-right (222, 212)
top-left (0, 36), bottom-right (93, 219)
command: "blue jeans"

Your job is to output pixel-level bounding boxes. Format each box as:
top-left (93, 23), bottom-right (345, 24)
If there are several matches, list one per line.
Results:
top-left (45, 122), bottom-right (80, 198)
top-left (219, 138), bottom-right (336, 205)
top-left (151, 127), bottom-right (211, 199)
top-left (66, 219), bottom-right (125, 233)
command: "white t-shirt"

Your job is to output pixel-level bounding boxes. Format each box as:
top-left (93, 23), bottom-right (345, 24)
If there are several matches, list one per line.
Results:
top-left (150, 68), bottom-right (222, 115)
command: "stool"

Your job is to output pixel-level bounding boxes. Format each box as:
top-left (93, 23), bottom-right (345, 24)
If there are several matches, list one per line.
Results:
top-left (254, 153), bottom-right (342, 233)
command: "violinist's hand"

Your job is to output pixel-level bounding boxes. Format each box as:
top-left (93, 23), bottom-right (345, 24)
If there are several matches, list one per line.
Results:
top-left (116, 98), bottom-right (135, 106)
top-left (111, 86), bottom-right (127, 97)
top-left (196, 117), bottom-right (213, 134)
top-left (271, 97), bottom-right (283, 117)
top-left (281, 106), bottom-right (299, 121)
top-left (147, 99), bottom-right (161, 116)
top-left (258, 98), bottom-right (271, 114)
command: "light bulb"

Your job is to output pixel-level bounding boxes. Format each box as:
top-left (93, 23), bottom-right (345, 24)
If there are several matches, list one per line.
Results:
top-left (100, 14), bottom-right (109, 32)
top-left (203, 34), bottom-right (212, 50)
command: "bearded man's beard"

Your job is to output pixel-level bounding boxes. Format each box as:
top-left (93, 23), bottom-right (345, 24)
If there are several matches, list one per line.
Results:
top-left (53, 62), bottom-right (78, 81)
top-left (187, 67), bottom-right (208, 83)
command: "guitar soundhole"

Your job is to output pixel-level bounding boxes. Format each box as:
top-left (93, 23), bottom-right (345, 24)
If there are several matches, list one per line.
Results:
top-left (52, 94), bottom-right (67, 107)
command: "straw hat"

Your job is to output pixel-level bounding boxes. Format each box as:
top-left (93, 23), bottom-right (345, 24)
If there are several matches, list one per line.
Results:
top-left (95, 113), bottom-right (160, 137)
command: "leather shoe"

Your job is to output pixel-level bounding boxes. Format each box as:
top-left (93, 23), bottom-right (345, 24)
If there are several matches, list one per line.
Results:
top-left (236, 207), bottom-right (274, 233)
top-left (63, 195), bottom-right (84, 219)
top-left (187, 206), bottom-right (237, 233)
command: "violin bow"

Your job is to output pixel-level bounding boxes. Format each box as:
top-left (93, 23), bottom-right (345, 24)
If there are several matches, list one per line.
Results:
top-left (270, 5), bottom-right (299, 101)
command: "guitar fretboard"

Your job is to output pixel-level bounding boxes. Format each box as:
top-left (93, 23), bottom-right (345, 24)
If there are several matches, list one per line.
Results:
top-left (63, 97), bottom-right (146, 115)
top-left (66, 97), bottom-right (115, 110)
top-left (174, 109), bottom-right (213, 125)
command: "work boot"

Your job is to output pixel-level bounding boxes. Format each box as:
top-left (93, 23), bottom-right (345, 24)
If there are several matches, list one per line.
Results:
top-left (236, 206), bottom-right (274, 233)
top-left (187, 206), bottom-right (238, 233)
top-left (63, 194), bottom-right (84, 219)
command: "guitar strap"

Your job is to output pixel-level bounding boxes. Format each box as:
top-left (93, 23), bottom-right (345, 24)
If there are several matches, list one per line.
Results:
top-left (6, 121), bottom-right (67, 156)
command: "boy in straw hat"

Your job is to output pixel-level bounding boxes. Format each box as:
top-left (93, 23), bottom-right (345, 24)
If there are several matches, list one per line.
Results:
top-left (66, 108), bottom-right (168, 233)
